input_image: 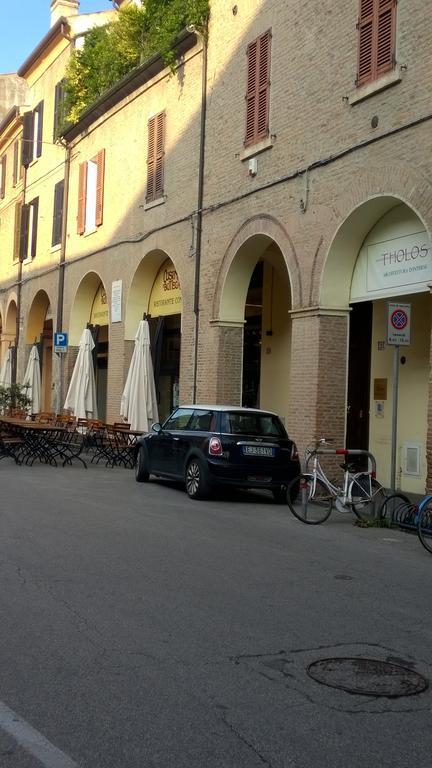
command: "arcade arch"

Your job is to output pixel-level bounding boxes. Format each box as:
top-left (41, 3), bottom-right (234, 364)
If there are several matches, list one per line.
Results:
top-left (25, 290), bottom-right (54, 411)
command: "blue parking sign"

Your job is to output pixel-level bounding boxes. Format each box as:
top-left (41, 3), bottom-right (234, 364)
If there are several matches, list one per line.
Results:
top-left (54, 332), bottom-right (68, 353)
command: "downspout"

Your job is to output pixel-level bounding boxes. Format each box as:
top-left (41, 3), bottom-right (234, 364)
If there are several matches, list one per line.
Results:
top-left (14, 165), bottom-right (27, 384)
top-left (192, 22), bottom-right (208, 403)
top-left (55, 142), bottom-right (71, 412)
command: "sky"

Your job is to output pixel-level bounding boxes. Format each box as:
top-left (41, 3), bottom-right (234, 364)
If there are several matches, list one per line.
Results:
top-left (0, 0), bottom-right (111, 74)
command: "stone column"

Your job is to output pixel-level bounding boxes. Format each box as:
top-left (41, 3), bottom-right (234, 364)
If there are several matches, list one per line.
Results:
top-left (200, 320), bottom-right (244, 405)
top-left (288, 308), bottom-right (350, 456)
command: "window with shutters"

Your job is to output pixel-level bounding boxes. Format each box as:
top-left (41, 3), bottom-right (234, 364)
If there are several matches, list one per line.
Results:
top-left (53, 80), bottom-right (66, 140)
top-left (19, 197), bottom-right (39, 262)
top-left (77, 149), bottom-right (105, 234)
top-left (22, 101), bottom-right (44, 167)
top-left (0, 155), bottom-right (6, 199)
top-left (146, 112), bottom-right (165, 203)
top-left (52, 179), bottom-right (64, 247)
top-left (245, 30), bottom-right (271, 148)
top-left (357, 0), bottom-right (396, 87)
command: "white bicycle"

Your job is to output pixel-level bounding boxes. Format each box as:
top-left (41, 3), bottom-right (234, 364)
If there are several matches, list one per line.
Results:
top-left (286, 438), bottom-right (386, 525)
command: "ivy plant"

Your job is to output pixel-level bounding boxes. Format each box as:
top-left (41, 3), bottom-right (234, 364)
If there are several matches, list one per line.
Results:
top-left (64, 0), bottom-right (209, 126)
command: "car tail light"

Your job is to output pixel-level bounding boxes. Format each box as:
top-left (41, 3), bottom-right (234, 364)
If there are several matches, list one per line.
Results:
top-left (209, 437), bottom-right (223, 456)
top-left (291, 442), bottom-right (299, 461)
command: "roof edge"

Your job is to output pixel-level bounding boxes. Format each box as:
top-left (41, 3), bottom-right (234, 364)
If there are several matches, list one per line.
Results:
top-left (0, 106), bottom-right (21, 138)
top-left (62, 28), bottom-right (198, 142)
top-left (18, 17), bottom-right (71, 78)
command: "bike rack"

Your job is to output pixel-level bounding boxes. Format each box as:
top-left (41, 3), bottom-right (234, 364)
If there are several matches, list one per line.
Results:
top-left (312, 447), bottom-right (377, 478)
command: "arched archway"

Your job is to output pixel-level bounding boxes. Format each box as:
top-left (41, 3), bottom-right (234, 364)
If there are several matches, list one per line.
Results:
top-left (321, 196), bottom-right (432, 493)
top-left (216, 227), bottom-right (293, 422)
top-left (126, 251), bottom-right (182, 421)
top-left (25, 290), bottom-right (54, 411)
top-left (70, 272), bottom-right (109, 421)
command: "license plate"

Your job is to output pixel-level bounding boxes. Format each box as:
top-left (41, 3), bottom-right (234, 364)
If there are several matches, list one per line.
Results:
top-left (242, 445), bottom-right (275, 457)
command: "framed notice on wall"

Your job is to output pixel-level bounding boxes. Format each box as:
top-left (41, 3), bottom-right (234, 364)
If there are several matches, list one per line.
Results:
top-left (111, 280), bottom-right (122, 323)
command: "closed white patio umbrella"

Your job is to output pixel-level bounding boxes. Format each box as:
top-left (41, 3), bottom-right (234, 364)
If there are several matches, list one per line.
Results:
top-left (22, 345), bottom-right (41, 415)
top-left (120, 319), bottom-right (158, 432)
top-left (64, 328), bottom-right (97, 419)
top-left (0, 347), bottom-right (13, 388)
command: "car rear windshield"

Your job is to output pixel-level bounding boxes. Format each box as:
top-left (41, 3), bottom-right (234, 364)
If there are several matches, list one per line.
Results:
top-left (221, 411), bottom-right (287, 438)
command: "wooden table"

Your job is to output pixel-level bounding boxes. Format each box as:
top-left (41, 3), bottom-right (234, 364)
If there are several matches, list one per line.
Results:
top-left (0, 418), bottom-right (86, 467)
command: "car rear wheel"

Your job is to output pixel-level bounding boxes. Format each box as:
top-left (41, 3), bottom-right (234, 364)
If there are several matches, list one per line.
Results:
top-left (185, 457), bottom-right (210, 500)
top-left (135, 446), bottom-right (149, 482)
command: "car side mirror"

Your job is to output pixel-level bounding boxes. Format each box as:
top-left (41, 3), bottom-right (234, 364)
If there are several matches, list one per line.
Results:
top-left (151, 422), bottom-right (162, 434)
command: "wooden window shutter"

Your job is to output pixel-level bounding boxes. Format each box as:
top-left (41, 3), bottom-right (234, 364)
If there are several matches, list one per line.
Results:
top-left (13, 140), bottom-right (18, 186)
top-left (357, 0), bottom-right (374, 86)
top-left (52, 179), bottom-right (64, 246)
top-left (95, 149), bottom-right (105, 227)
top-left (13, 202), bottom-right (21, 261)
top-left (77, 161), bottom-right (87, 234)
top-left (0, 155), bottom-right (6, 199)
top-left (245, 31), bottom-right (271, 147)
top-left (19, 203), bottom-right (30, 261)
top-left (357, 0), bottom-right (396, 86)
top-left (30, 197), bottom-right (38, 259)
top-left (154, 112), bottom-right (165, 199)
top-left (146, 115), bottom-right (156, 202)
top-left (22, 111), bottom-right (33, 167)
top-left (376, 0), bottom-right (396, 77)
top-left (36, 101), bottom-right (44, 158)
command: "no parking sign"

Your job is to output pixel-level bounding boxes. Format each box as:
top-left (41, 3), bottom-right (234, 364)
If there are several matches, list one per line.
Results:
top-left (387, 302), bottom-right (411, 346)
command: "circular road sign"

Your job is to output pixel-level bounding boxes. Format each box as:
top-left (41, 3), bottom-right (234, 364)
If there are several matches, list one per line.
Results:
top-left (391, 309), bottom-right (408, 331)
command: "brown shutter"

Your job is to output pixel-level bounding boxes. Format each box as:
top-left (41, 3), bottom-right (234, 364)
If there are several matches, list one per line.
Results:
top-left (52, 179), bottom-right (64, 246)
top-left (30, 197), bottom-right (38, 259)
top-left (376, 0), bottom-right (396, 76)
top-left (77, 161), bottom-right (87, 234)
top-left (22, 111), bottom-right (33, 167)
top-left (257, 31), bottom-right (271, 141)
top-left (13, 202), bottom-right (21, 261)
top-left (154, 112), bottom-right (165, 199)
top-left (245, 39), bottom-right (258, 146)
top-left (0, 155), bottom-right (6, 199)
top-left (19, 203), bottom-right (29, 261)
top-left (36, 101), bottom-right (44, 158)
top-left (95, 149), bottom-right (105, 227)
top-left (357, 0), bottom-right (396, 86)
top-left (357, 0), bottom-right (374, 86)
top-left (146, 115), bottom-right (156, 201)
top-left (13, 140), bottom-right (18, 186)
top-left (245, 31), bottom-right (271, 147)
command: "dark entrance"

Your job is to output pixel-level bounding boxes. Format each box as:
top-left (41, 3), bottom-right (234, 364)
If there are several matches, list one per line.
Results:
top-left (149, 314), bottom-right (180, 421)
top-left (242, 262), bottom-right (263, 408)
top-left (346, 301), bottom-right (372, 451)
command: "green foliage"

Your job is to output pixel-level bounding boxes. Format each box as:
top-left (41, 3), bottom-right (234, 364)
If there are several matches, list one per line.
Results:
top-left (0, 384), bottom-right (31, 415)
top-left (64, 0), bottom-right (209, 125)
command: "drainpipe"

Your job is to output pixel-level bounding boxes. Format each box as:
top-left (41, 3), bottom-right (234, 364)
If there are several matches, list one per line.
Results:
top-left (55, 142), bottom-right (71, 412)
top-left (14, 165), bottom-right (27, 384)
top-left (192, 22), bottom-right (208, 403)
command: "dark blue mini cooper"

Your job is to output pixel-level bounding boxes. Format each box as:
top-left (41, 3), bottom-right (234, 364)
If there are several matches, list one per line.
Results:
top-left (135, 405), bottom-right (300, 502)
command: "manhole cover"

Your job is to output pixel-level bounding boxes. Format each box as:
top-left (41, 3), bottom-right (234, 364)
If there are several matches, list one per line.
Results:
top-left (307, 657), bottom-right (428, 698)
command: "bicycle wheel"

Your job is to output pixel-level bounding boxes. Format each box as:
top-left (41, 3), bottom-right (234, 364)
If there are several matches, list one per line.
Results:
top-left (350, 475), bottom-right (387, 522)
top-left (417, 497), bottom-right (432, 555)
top-left (287, 473), bottom-right (333, 525)
top-left (379, 492), bottom-right (410, 525)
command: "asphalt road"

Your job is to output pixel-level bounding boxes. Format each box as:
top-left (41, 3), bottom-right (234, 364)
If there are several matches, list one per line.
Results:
top-left (0, 461), bottom-right (431, 768)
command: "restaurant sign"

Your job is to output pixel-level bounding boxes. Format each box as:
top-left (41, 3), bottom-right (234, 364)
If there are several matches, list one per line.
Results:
top-left (148, 259), bottom-right (182, 317)
top-left (367, 231), bottom-right (432, 294)
top-left (90, 283), bottom-right (109, 325)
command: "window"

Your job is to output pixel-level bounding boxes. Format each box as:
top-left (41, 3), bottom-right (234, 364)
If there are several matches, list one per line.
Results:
top-left (221, 411), bottom-right (286, 437)
top-left (77, 149), bottom-right (105, 234)
top-left (188, 410), bottom-right (215, 432)
top-left (245, 30), bottom-right (271, 147)
top-left (52, 179), bottom-right (64, 247)
top-left (19, 197), bottom-right (39, 261)
top-left (12, 139), bottom-right (21, 186)
top-left (163, 408), bottom-right (194, 431)
top-left (146, 111), bottom-right (165, 203)
top-left (357, 0), bottom-right (396, 87)
top-left (0, 155), bottom-right (6, 199)
top-left (22, 101), bottom-right (44, 166)
top-left (53, 80), bottom-right (66, 140)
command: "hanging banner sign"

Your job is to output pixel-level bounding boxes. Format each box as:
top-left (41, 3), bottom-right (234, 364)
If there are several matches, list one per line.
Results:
top-left (387, 302), bottom-right (411, 346)
top-left (90, 283), bottom-right (109, 325)
top-left (111, 280), bottom-right (122, 323)
top-left (367, 232), bottom-right (432, 294)
top-left (148, 259), bottom-right (182, 317)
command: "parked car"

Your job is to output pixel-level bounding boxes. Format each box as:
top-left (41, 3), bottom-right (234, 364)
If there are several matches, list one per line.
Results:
top-left (134, 405), bottom-right (300, 501)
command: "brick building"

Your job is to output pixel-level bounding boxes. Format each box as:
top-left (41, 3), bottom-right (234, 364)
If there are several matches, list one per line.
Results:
top-left (0, 0), bottom-right (431, 493)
